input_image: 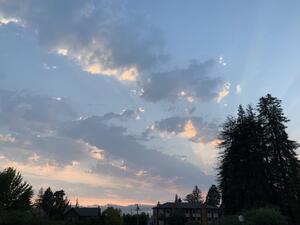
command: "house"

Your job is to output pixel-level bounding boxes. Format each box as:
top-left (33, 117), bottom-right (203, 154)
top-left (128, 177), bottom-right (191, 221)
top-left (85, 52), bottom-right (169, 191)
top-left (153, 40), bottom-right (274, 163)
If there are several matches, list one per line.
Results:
top-left (63, 207), bottom-right (101, 222)
top-left (153, 202), bottom-right (222, 225)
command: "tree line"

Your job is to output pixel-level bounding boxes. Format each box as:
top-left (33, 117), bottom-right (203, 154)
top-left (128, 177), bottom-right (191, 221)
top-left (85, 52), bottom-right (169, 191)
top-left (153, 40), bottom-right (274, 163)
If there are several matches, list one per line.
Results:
top-left (218, 94), bottom-right (300, 224)
top-left (0, 167), bottom-right (150, 225)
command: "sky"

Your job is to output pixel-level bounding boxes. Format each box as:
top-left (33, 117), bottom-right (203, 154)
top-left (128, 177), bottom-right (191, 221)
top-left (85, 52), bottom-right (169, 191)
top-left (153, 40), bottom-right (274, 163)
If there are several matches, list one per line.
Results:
top-left (1, 0), bottom-right (300, 206)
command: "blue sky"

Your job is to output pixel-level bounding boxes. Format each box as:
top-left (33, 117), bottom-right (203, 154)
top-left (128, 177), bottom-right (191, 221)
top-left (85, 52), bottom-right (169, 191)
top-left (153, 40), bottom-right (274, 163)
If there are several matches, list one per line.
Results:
top-left (0, 0), bottom-right (300, 206)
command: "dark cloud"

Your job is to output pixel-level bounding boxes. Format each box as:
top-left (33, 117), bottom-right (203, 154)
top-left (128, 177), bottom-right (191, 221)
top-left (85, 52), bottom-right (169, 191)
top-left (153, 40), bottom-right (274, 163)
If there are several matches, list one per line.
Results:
top-left (0, 89), bottom-right (76, 133)
top-left (29, 136), bottom-right (87, 165)
top-left (0, 0), bottom-right (167, 73)
top-left (60, 116), bottom-right (213, 187)
top-left (140, 60), bottom-right (224, 102)
top-left (0, 1), bottom-right (227, 104)
top-left (144, 116), bottom-right (218, 143)
top-left (102, 108), bottom-right (144, 121)
top-left (0, 89), bottom-right (82, 164)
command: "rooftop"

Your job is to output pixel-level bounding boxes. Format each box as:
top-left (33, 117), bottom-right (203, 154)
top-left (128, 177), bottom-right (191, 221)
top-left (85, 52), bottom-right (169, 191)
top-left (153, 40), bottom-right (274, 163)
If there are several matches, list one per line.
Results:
top-left (153, 202), bottom-right (219, 209)
top-left (64, 207), bottom-right (101, 217)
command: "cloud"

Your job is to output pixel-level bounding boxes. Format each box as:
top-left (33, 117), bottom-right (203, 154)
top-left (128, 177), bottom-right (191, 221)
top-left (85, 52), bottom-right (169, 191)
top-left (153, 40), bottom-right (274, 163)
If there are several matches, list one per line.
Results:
top-left (144, 116), bottom-right (218, 144)
top-left (0, 0), bottom-right (167, 80)
top-left (0, 17), bottom-right (20, 25)
top-left (60, 116), bottom-right (213, 187)
top-left (0, 87), bottom-right (216, 203)
top-left (215, 82), bottom-right (230, 103)
top-left (140, 60), bottom-right (225, 102)
top-left (0, 134), bottom-right (15, 143)
top-left (236, 84), bottom-right (242, 94)
top-left (0, 89), bottom-right (76, 134)
top-left (102, 108), bottom-right (144, 121)
top-left (0, 158), bottom-right (130, 190)
top-left (192, 140), bottom-right (221, 175)
top-left (0, 0), bottom-right (229, 104)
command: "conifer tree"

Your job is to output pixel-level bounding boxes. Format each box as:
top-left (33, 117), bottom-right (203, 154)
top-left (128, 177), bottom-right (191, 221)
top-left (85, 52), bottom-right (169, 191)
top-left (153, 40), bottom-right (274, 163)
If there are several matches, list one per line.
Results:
top-left (205, 185), bottom-right (221, 207)
top-left (0, 167), bottom-right (33, 210)
top-left (258, 94), bottom-right (300, 222)
top-left (218, 105), bottom-right (270, 213)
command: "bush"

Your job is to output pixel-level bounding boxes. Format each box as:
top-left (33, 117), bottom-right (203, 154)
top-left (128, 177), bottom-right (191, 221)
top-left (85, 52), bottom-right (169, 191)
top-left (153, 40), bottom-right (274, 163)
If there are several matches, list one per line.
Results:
top-left (213, 214), bottom-right (240, 225)
top-left (244, 207), bottom-right (287, 225)
top-left (215, 207), bottom-right (288, 225)
top-left (0, 210), bottom-right (66, 225)
top-left (186, 221), bottom-right (202, 225)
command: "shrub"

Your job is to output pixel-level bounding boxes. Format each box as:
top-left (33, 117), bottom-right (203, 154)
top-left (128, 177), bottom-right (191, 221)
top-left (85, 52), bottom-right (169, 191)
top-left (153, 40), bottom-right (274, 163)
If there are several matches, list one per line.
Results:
top-left (0, 210), bottom-right (66, 225)
top-left (186, 221), bottom-right (202, 225)
top-left (244, 207), bottom-right (287, 225)
top-left (213, 214), bottom-right (240, 225)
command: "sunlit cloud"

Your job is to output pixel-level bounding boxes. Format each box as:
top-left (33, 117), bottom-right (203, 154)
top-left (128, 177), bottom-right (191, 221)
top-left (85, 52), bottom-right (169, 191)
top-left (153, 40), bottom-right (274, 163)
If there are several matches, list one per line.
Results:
top-left (28, 152), bottom-right (40, 162)
top-left (69, 196), bottom-right (154, 207)
top-left (0, 134), bottom-right (15, 143)
top-left (119, 67), bottom-right (138, 81)
top-left (85, 64), bottom-right (118, 76)
top-left (192, 139), bottom-right (221, 175)
top-left (82, 141), bottom-right (105, 161)
top-left (179, 120), bottom-right (197, 139)
top-left (145, 117), bottom-right (218, 144)
top-left (0, 17), bottom-right (20, 26)
top-left (0, 159), bottom-right (129, 189)
top-left (215, 82), bottom-right (230, 102)
top-left (217, 55), bottom-right (227, 66)
top-left (56, 48), bottom-right (69, 56)
top-left (236, 84), bottom-right (242, 94)
top-left (136, 170), bottom-right (149, 177)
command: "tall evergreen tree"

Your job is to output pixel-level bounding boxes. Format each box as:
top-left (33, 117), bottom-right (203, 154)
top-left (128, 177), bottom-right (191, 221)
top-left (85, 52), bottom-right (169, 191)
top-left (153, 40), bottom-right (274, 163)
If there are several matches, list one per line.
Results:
top-left (37, 187), bottom-right (69, 219)
top-left (205, 185), bottom-right (221, 207)
top-left (0, 167), bottom-right (33, 210)
top-left (218, 105), bottom-right (270, 213)
top-left (35, 188), bottom-right (44, 207)
top-left (41, 187), bottom-right (54, 217)
top-left (258, 94), bottom-right (300, 222)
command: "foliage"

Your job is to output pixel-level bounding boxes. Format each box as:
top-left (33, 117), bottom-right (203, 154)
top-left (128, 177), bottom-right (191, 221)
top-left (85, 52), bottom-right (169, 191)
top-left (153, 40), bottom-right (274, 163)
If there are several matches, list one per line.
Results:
top-left (184, 185), bottom-right (203, 203)
top-left (0, 210), bottom-right (65, 225)
top-left (244, 207), bottom-right (287, 225)
top-left (102, 207), bottom-right (122, 225)
top-left (185, 221), bottom-right (202, 225)
top-left (166, 208), bottom-right (186, 225)
top-left (218, 94), bottom-right (300, 223)
top-left (219, 105), bottom-right (269, 213)
top-left (0, 167), bottom-right (33, 210)
top-left (205, 184), bottom-right (221, 207)
top-left (214, 208), bottom-right (287, 225)
top-left (35, 187), bottom-right (69, 219)
top-left (123, 212), bottom-right (149, 225)
top-left (211, 214), bottom-right (240, 225)
top-left (70, 217), bottom-right (103, 225)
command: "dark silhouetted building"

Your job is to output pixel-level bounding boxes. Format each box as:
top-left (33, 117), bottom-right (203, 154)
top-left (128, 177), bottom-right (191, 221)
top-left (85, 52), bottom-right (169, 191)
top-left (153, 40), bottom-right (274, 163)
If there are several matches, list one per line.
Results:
top-left (153, 202), bottom-right (222, 225)
top-left (64, 207), bottom-right (101, 222)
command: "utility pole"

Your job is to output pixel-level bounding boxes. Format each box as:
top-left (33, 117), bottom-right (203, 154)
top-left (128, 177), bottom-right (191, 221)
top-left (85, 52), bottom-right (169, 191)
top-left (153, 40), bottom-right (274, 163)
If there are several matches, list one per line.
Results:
top-left (136, 204), bottom-right (140, 225)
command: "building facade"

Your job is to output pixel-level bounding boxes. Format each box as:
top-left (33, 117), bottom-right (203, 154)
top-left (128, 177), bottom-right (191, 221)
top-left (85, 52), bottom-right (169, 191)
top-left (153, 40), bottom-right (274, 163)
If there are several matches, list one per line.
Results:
top-left (153, 202), bottom-right (221, 225)
top-left (64, 207), bottom-right (101, 222)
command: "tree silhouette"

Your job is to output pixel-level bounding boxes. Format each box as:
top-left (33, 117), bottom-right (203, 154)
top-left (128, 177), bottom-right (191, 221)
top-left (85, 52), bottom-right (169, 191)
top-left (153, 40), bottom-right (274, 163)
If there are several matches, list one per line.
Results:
top-left (218, 94), bottom-right (300, 223)
top-left (184, 185), bottom-right (203, 203)
top-left (205, 184), bottom-right (221, 207)
top-left (258, 94), bottom-right (300, 223)
top-left (0, 167), bottom-right (33, 210)
top-left (35, 187), bottom-right (69, 219)
top-left (219, 105), bottom-right (270, 213)
top-left (102, 207), bottom-right (122, 225)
